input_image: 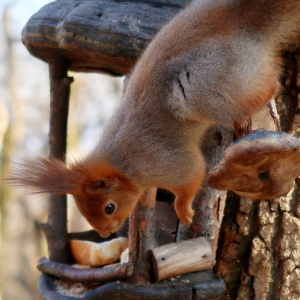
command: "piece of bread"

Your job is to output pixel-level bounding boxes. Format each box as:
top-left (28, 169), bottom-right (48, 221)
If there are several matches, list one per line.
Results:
top-left (120, 247), bottom-right (129, 264)
top-left (69, 237), bottom-right (128, 266)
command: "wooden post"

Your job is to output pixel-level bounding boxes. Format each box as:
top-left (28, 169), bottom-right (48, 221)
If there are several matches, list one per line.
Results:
top-left (40, 58), bottom-right (73, 263)
top-left (127, 187), bottom-right (158, 285)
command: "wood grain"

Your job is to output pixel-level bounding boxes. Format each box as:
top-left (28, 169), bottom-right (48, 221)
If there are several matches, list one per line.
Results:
top-left (151, 237), bottom-right (213, 281)
top-left (22, 0), bottom-right (188, 75)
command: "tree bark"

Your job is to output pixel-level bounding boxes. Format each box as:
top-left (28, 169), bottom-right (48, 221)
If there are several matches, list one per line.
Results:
top-left (216, 47), bottom-right (300, 300)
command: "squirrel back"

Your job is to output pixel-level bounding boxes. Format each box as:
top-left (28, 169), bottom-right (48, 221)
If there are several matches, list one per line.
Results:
top-left (129, 0), bottom-right (300, 127)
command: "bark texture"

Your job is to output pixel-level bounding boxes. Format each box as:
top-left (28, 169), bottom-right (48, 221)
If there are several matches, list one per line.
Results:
top-left (216, 48), bottom-right (300, 300)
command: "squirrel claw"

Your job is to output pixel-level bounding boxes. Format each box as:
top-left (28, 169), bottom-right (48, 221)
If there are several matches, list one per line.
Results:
top-left (176, 207), bottom-right (194, 225)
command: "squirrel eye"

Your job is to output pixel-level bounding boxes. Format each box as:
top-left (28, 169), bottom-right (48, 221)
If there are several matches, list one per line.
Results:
top-left (105, 203), bottom-right (115, 215)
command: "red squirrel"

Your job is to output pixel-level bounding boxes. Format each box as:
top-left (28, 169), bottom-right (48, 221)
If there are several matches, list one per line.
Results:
top-left (10, 0), bottom-right (300, 237)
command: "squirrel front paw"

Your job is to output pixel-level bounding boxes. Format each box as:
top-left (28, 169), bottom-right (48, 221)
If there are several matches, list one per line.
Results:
top-left (175, 205), bottom-right (194, 225)
top-left (171, 174), bottom-right (204, 226)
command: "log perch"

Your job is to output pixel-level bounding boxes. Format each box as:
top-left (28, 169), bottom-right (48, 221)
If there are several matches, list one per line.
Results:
top-left (37, 257), bottom-right (134, 283)
top-left (151, 237), bottom-right (213, 282)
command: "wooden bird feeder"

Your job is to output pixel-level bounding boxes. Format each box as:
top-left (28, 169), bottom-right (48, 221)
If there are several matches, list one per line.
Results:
top-left (20, 0), bottom-right (300, 298)
top-left (21, 0), bottom-right (228, 299)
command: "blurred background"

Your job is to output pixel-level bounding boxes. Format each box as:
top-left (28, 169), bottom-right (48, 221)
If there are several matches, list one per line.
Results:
top-left (0, 1), bottom-right (124, 299)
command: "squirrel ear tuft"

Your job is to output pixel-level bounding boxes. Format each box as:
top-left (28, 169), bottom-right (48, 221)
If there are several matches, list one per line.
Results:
top-left (84, 176), bottom-right (120, 194)
top-left (85, 179), bottom-right (106, 193)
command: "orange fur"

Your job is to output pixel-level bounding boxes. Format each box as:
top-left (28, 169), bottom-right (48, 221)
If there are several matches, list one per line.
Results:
top-left (170, 172), bottom-right (205, 225)
top-left (9, 158), bottom-right (142, 237)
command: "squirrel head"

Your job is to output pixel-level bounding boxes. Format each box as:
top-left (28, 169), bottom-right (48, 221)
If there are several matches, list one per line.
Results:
top-left (8, 158), bottom-right (142, 237)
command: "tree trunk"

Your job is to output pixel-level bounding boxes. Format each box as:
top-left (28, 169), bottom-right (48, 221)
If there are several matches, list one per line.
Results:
top-left (215, 47), bottom-right (300, 300)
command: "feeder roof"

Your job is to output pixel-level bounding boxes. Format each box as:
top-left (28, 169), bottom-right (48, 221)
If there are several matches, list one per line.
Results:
top-left (21, 0), bottom-right (186, 75)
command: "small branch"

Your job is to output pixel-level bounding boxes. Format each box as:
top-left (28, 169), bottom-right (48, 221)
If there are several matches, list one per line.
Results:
top-left (128, 187), bottom-right (158, 285)
top-left (267, 102), bottom-right (281, 131)
top-left (37, 257), bottom-right (134, 283)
